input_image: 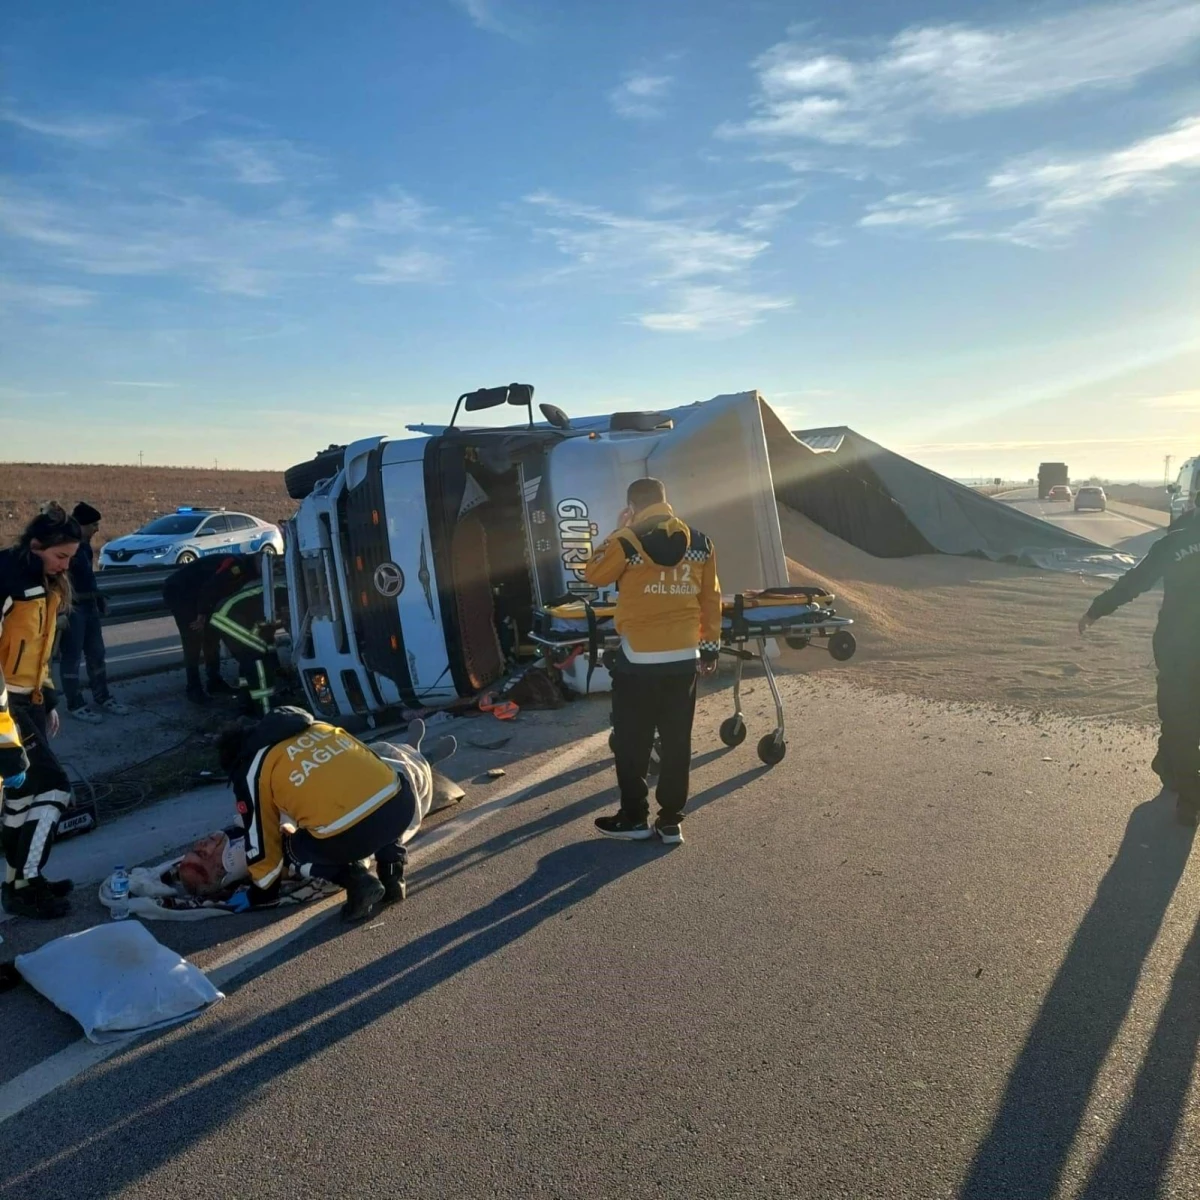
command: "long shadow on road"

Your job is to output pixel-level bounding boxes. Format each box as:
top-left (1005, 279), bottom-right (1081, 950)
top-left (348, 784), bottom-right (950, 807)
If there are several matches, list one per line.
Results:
top-left (960, 790), bottom-right (1196, 1199)
top-left (0, 760), bottom-right (767, 1199)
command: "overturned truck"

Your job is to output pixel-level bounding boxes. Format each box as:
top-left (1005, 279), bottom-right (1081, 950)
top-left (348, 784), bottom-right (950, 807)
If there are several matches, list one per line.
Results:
top-left (283, 387), bottom-right (1123, 721)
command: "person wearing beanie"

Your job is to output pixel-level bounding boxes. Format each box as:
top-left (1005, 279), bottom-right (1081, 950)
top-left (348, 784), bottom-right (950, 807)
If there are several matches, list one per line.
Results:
top-left (58, 502), bottom-right (130, 724)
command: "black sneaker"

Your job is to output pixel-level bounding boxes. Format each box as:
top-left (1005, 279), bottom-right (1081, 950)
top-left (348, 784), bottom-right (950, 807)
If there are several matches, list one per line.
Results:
top-left (655, 820), bottom-right (684, 845)
top-left (45, 877), bottom-right (74, 897)
top-left (377, 861), bottom-right (406, 905)
top-left (1, 878), bottom-right (70, 920)
top-left (594, 812), bottom-right (653, 840)
top-left (341, 863), bottom-right (386, 921)
top-left (206, 678), bottom-right (236, 696)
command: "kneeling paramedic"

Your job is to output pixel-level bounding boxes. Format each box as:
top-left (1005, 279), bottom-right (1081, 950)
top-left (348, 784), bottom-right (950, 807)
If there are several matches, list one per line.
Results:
top-left (1080, 505), bottom-right (1200, 824)
top-left (218, 708), bottom-right (420, 920)
top-left (584, 477), bottom-right (721, 844)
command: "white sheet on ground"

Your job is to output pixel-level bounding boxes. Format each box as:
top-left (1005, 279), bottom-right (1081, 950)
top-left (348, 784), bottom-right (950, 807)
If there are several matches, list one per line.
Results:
top-left (15, 922), bottom-right (223, 1043)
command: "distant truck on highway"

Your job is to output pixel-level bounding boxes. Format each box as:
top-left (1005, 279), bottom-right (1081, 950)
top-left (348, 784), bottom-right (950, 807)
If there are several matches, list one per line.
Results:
top-left (1038, 463), bottom-right (1070, 501)
top-left (1168, 457), bottom-right (1199, 522)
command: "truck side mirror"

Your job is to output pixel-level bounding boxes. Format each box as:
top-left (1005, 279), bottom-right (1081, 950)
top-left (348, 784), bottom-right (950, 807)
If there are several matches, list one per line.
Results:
top-left (1167, 484), bottom-right (1181, 495)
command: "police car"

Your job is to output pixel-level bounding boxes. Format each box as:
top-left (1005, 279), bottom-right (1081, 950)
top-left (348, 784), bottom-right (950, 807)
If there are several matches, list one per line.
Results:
top-left (99, 508), bottom-right (284, 568)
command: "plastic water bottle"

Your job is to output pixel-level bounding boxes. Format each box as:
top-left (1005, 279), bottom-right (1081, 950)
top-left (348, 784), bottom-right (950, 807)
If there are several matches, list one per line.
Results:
top-left (109, 867), bottom-right (130, 920)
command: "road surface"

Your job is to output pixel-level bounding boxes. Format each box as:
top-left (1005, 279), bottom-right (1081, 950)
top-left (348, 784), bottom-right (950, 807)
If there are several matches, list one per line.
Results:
top-left (999, 489), bottom-right (1167, 558)
top-left (2, 675), bottom-right (1197, 1198)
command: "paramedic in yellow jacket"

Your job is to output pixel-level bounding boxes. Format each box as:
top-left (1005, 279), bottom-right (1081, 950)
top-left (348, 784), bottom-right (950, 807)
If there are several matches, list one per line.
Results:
top-left (583, 478), bottom-right (721, 844)
top-left (217, 707), bottom-right (420, 921)
top-left (0, 507), bottom-right (81, 920)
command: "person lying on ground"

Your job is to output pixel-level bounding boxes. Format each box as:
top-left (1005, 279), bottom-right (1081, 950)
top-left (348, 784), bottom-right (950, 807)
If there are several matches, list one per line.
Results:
top-left (216, 708), bottom-right (453, 921)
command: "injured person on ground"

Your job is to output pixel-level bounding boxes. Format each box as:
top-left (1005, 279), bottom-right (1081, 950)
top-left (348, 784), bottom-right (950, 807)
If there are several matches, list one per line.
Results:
top-left (217, 707), bottom-right (457, 922)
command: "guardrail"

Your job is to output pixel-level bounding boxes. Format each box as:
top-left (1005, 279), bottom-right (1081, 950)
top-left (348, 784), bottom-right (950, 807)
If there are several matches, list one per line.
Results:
top-left (97, 558), bottom-right (288, 626)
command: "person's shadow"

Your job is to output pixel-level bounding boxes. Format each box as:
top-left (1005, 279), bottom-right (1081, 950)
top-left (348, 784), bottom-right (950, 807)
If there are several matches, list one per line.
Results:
top-left (0, 762), bottom-right (767, 1198)
top-left (960, 790), bottom-right (1197, 1199)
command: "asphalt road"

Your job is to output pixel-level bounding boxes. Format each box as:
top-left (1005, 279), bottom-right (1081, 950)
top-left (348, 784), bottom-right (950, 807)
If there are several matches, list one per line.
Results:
top-left (999, 489), bottom-right (1167, 557)
top-left (3, 675), bottom-right (1198, 1199)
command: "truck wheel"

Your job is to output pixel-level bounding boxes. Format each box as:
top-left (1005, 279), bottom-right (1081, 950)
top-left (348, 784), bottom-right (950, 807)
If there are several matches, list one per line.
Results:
top-left (720, 715), bottom-right (747, 746)
top-left (285, 446), bottom-right (345, 501)
top-left (828, 631), bottom-right (857, 662)
top-left (757, 733), bottom-right (786, 766)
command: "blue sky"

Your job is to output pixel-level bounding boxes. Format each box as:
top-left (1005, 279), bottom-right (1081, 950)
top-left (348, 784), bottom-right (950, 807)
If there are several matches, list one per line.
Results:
top-left (1, 0), bottom-right (1198, 480)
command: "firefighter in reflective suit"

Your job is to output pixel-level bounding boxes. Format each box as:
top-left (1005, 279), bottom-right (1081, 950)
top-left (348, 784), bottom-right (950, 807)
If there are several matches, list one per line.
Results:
top-left (209, 578), bottom-right (289, 717)
top-left (218, 708), bottom-right (420, 921)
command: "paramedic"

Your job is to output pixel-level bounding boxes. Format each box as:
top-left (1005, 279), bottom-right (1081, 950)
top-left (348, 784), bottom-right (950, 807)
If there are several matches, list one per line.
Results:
top-left (208, 576), bottom-right (288, 717)
top-left (0, 507), bottom-right (81, 919)
top-left (1079, 506), bottom-right (1200, 824)
top-left (59, 502), bottom-right (131, 724)
top-left (162, 554), bottom-right (256, 703)
top-left (217, 707), bottom-right (419, 921)
top-left (584, 477), bottom-right (721, 844)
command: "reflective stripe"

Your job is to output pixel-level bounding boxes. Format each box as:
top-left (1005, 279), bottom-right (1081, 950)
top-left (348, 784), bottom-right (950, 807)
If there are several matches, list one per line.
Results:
top-left (313, 778), bottom-right (400, 837)
top-left (255, 860), bottom-right (283, 889)
top-left (21, 805), bottom-right (61, 877)
top-left (619, 638), bottom-right (699, 664)
top-left (210, 614), bottom-right (268, 653)
top-left (242, 746), bottom-right (270, 861)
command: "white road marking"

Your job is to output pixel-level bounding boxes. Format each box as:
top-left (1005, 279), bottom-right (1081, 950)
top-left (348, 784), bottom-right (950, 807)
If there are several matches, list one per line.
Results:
top-left (0, 729), bottom-right (609, 1126)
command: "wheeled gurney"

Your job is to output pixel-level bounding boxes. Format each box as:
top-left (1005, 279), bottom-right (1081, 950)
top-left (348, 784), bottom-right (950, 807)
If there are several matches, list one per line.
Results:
top-left (530, 586), bottom-right (856, 767)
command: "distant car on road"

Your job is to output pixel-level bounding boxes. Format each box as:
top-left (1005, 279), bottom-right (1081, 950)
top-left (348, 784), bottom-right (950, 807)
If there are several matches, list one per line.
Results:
top-left (1047, 485), bottom-right (1073, 502)
top-left (1073, 486), bottom-right (1107, 512)
top-left (99, 508), bottom-right (284, 569)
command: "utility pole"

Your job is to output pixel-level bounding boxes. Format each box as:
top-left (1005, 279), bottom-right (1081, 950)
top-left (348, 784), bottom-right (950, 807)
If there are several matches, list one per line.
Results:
top-left (138, 450), bottom-right (144, 468)
top-left (213, 458), bottom-right (219, 471)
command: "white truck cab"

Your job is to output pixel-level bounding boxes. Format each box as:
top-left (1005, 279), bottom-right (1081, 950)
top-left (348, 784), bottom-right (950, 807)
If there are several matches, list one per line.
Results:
top-left (1168, 458), bottom-right (1199, 522)
top-left (282, 386), bottom-right (789, 722)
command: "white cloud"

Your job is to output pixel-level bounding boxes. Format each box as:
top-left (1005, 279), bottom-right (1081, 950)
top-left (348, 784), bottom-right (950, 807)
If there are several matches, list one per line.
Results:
top-left (355, 250), bottom-right (448, 284)
top-left (527, 192), bottom-right (768, 280)
top-left (0, 176), bottom-right (464, 298)
top-left (738, 198), bottom-right (801, 233)
top-left (0, 278), bottom-right (96, 310)
top-left (860, 192), bottom-right (962, 228)
top-left (610, 73), bottom-right (674, 120)
top-left (721, 0), bottom-right (1200, 146)
top-left (203, 138), bottom-right (317, 185)
top-left (1, 109), bottom-right (138, 145)
top-left (451, 0), bottom-right (514, 36)
top-left (637, 285), bottom-right (792, 332)
top-left (1140, 388), bottom-right (1200, 411)
top-left (865, 113), bottom-right (1200, 245)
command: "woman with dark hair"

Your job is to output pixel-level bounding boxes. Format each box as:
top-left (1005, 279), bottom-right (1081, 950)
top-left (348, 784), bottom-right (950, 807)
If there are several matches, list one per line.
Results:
top-left (0, 504), bottom-right (81, 918)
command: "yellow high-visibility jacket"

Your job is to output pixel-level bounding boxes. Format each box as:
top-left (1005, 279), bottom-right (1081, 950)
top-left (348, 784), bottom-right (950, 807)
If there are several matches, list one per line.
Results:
top-left (231, 708), bottom-right (402, 889)
top-left (584, 502), bottom-right (721, 669)
top-left (0, 548), bottom-right (62, 779)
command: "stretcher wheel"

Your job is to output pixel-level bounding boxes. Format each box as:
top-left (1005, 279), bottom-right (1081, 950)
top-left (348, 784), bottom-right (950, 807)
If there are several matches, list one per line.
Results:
top-left (785, 636), bottom-right (810, 651)
top-left (757, 733), bottom-right (787, 766)
top-left (719, 715), bottom-right (747, 747)
top-left (828, 630), bottom-right (857, 662)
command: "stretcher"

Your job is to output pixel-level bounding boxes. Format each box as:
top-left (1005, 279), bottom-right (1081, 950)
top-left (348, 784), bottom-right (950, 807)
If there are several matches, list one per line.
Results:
top-left (530, 586), bottom-right (856, 766)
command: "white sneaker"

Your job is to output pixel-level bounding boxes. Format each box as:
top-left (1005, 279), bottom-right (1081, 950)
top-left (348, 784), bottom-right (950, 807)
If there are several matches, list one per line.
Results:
top-left (99, 699), bottom-right (132, 716)
top-left (69, 706), bottom-right (104, 725)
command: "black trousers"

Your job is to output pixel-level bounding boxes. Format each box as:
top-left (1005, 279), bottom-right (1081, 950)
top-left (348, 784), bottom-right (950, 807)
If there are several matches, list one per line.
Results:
top-left (1153, 638), bottom-right (1200, 805)
top-left (58, 603), bottom-right (112, 708)
top-left (2, 698), bottom-right (71, 880)
top-left (285, 786), bottom-right (416, 885)
top-left (611, 669), bottom-right (697, 824)
top-left (169, 608), bottom-right (223, 690)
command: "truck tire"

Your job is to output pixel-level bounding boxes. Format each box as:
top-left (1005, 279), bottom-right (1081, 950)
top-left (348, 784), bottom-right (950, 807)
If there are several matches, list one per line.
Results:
top-left (285, 446), bottom-right (345, 501)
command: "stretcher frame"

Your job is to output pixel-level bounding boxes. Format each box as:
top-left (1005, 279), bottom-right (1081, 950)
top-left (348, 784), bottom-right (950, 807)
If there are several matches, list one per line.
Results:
top-left (530, 588), bottom-right (856, 767)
